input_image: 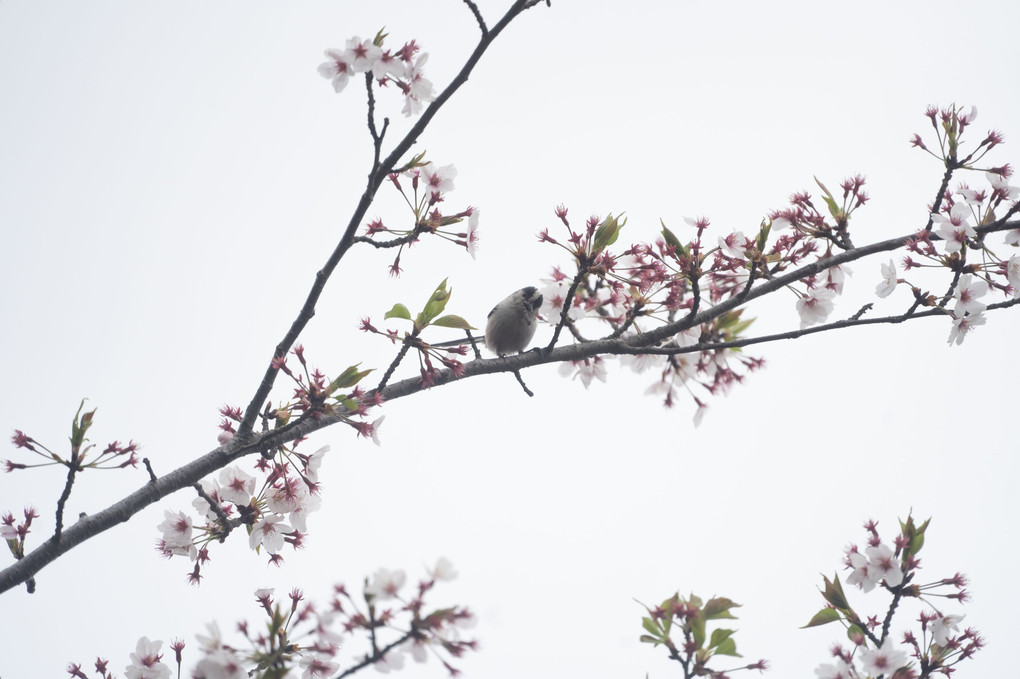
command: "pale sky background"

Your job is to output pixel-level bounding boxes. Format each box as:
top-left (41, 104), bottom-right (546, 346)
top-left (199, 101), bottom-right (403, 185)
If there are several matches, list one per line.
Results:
top-left (2, 1), bottom-right (1019, 678)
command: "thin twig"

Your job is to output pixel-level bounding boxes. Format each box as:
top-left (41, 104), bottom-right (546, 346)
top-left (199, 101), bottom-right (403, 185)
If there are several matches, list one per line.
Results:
top-left (236, 0), bottom-right (547, 437)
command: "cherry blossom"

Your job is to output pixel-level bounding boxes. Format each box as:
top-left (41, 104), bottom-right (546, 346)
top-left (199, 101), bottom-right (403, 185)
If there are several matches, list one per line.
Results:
top-left (952, 274), bottom-right (988, 316)
top-left (287, 490), bottom-right (321, 533)
top-left (193, 649), bottom-right (246, 679)
top-left (431, 556), bottom-right (458, 582)
top-left (814, 659), bottom-right (853, 679)
top-left (796, 287), bottom-right (836, 328)
top-left (317, 49), bottom-right (355, 93)
top-left (932, 203), bottom-right (976, 253)
top-left (217, 466), bottom-right (255, 506)
top-left (875, 259), bottom-right (898, 298)
top-left (373, 648), bottom-right (406, 673)
top-left (303, 445), bottom-right (329, 483)
top-left (299, 653), bottom-right (341, 679)
top-left (988, 170), bottom-right (1020, 201)
top-left (365, 567), bottom-right (406, 600)
top-left (559, 356), bottom-right (608, 388)
top-left (865, 543), bottom-right (904, 588)
top-left (370, 50), bottom-right (409, 81)
top-left (157, 510), bottom-right (196, 560)
top-left (248, 515), bottom-right (292, 554)
top-left (420, 163), bottom-right (457, 199)
top-left (948, 310), bottom-right (986, 346)
top-left (125, 637), bottom-right (171, 679)
top-left (1006, 255), bottom-right (1020, 296)
top-left (718, 230), bottom-right (748, 258)
top-left (846, 549), bottom-right (879, 593)
top-left (859, 637), bottom-right (909, 678)
top-left (824, 263), bottom-right (852, 294)
top-left (401, 53), bottom-right (436, 117)
top-left (343, 37), bottom-right (382, 74)
top-left (931, 613), bottom-right (965, 647)
top-left (466, 209), bottom-right (480, 259)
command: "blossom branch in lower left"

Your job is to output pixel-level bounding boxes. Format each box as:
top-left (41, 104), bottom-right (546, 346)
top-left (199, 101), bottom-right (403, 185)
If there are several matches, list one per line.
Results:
top-left (67, 559), bottom-right (476, 679)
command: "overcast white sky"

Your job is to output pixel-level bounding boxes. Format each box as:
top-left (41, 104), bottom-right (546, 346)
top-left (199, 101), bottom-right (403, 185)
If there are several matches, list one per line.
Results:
top-left (2, 1), bottom-right (1019, 678)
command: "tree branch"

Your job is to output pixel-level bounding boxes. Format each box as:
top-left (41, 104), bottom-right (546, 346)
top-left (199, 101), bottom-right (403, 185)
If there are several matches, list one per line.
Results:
top-left (236, 0), bottom-right (546, 436)
top-left (3, 213), bottom-right (1017, 594)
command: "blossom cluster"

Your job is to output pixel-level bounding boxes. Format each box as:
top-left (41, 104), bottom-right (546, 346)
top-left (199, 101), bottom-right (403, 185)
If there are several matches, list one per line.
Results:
top-left (527, 105), bottom-right (1019, 422)
top-left (318, 32), bottom-right (436, 117)
top-left (7, 405), bottom-right (140, 473)
top-left (537, 208), bottom-right (771, 421)
top-left (157, 443), bottom-right (327, 582)
top-left (881, 104), bottom-right (1020, 346)
top-left (807, 515), bottom-right (981, 679)
top-left (5, 403), bottom-right (140, 558)
top-left (158, 348), bottom-right (384, 581)
top-left (360, 160), bottom-right (480, 276)
top-left (638, 592), bottom-right (768, 676)
top-left (218, 344), bottom-right (384, 447)
top-left (71, 560), bottom-right (476, 679)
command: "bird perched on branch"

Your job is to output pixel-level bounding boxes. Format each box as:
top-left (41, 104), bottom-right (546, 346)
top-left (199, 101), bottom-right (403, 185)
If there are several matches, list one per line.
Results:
top-left (484, 286), bottom-right (543, 356)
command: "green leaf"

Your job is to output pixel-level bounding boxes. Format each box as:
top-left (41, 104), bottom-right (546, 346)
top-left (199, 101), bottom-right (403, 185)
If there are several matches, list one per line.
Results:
top-left (814, 175), bottom-right (842, 221)
top-left (639, 634), bottom-right (661, 646)
top-left (703, 597), bottom-right (740, 620)
top-left (416, 278), bottom-right (452, 327)
top-left (708, 628), bottom-right (735, 649)
top-left (384, 303), bottom-right (412, 321)
top-left (900, 514), bottom-right (930, 560)
top-left (661, 219), bottom-right (689, 259)
top-left (70, 398), bottom-right (96, 454)
top-left (802, 607), bottom-right (842, 628)
top-left (431, 315), bottom-right (474, 330)
top-left (713, 637), bottom-right (741, 658)
top-left (756, 218), bottom-right (771, 249)
top-left (641, 616), bottom-right (663, 639)
top-left (591, 213), bottom-right (625, 256)
top-left (690, 613), bottom-right (706, 650)
top-left (329, 364), bottom-right (374, 392)
top-left (661, 221), bottom-right (682, 249)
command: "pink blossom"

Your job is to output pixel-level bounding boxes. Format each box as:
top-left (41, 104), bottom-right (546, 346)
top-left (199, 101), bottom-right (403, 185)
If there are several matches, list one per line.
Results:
top-left (952, 274), bottom-right (988, 316)
top-left (125, 637), bottom-right (171, 679)
top-left (859, 637), bottom-right (909, 677)
top-left (796, 287), bottom-right (836, 328)
top-left (366, 567), bottom-right (407, 600)
top-left (948, 310), bottom-right (986, 346)
top-left (317, 49), bottom-right (354, 93)
top-left (875, 260), bottom-right (897, 298)
top-left (1007, 256), bottom-right (1020, 296)
top-left (249, 515), bottom-right (292, 554)
top-left (932, 203), bottom-right (976, 253)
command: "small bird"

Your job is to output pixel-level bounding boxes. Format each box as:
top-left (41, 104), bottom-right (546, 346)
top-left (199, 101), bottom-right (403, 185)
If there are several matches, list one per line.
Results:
top-left (485, 286), bottom-right (543, 356)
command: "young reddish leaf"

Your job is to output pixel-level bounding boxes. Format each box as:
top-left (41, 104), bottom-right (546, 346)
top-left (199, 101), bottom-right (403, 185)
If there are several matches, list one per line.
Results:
top-left (703, 597), bottom-right (740, 620)
top-left (329, 364), bottom-right (374, 392)
top-left (821, 573), bottom-right (851, 611)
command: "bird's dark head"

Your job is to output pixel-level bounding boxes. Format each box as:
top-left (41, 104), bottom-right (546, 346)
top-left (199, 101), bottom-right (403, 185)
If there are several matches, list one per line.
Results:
top-left (522, 286), bottom-right (543, 313)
